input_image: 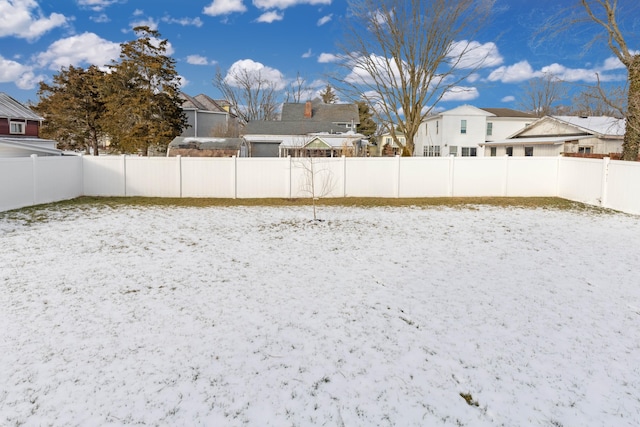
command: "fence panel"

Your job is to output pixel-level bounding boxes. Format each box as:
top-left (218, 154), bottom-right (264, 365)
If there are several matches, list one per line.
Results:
top-left (0, 157), bottom-right (34, 211)
top-left (181, 157), bottom-right (236, 198)
top-left (34, 156), bottom-right (83, 205)
top-left (558, 158), bottom-right (604, 205)
top-left (125, 157), bottom-right (180, 197)
top-left (505, 157), bottom-right (559, 197)
top-left (290, 157), bottom-right (346, 199)
top-left (236, 158), bottom-right (290, 198)
top-left (453, 157), bottom-right (505, 197)
top-left (346, 158), bottom-right (398, 197)
top-left (83, 155), bottom-right (126, 196)
top-left (605, 160), bottom-right (640, 215)
top-left (398, 157), bottom-right (450, 197)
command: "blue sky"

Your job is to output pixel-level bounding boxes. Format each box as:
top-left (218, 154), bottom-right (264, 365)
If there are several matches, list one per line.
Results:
top-left (0, 0), bottom-right (634, 110)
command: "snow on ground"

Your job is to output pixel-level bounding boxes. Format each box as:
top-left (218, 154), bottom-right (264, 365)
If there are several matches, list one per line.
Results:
top-left (1, 203), bottom-right (640, 426)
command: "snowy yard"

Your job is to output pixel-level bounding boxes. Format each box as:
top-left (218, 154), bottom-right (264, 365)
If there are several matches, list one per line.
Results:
top-left (1, 203), bottom-right (640, 426)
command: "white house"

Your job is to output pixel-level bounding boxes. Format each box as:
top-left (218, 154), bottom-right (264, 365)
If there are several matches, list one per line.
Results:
top-left (415, 105), bottom-right (535, 157)
top-left (481, 115), bottom-right (625, 157)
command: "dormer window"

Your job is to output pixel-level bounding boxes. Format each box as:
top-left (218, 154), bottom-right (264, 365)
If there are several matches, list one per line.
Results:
top-left (10, 120), bottom-right (26, 134)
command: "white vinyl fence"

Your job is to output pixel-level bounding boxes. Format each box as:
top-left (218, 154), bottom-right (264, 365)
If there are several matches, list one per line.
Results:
top-left (2, 155), bottom-right (640, 215)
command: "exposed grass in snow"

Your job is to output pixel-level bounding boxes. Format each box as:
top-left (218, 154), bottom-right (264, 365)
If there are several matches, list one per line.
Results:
top-left (1, 203), bottom-right (639, 426)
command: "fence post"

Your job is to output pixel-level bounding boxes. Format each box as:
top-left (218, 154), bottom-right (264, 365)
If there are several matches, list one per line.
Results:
top-left (503, 154), bottom-right (510, 197)
top-left (122, 154), bottom-right (127, 197)
top-left (396, 155), bottom-right (401, 198)
top-left (288, 155), bottom-right (292, 199)
top-left (601, 157), bottom-right (610, 208)
top-left (448, 154), bottom-right (455, 197)
top-left (31, 154), bottom-right (38, 206)
top-left (233, 155), bottom-right (238, 199)
top-left (177, 155), bottom-right (182, 198)
top-left (342, 155), bottom-right (347, 198)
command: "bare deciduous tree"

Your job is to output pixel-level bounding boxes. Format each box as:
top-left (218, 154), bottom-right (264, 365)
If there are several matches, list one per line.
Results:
top-left (579, 0), bottom-right (639, 160)
top-left (542, 0), bottom-right (639, 159)
top-left (284, 72), bottom-right (311, 103)
top-left (334, 0), bottom-right (492, 155)
top-left (571, 82), bottom-right (627, 118)
top-left (213, 67), bottom-right (280, 124)
top-left (518, 73), bottom-right (568, 117)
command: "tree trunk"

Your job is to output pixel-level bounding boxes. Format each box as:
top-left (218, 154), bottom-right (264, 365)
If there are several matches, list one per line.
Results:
top-left (622, 56), bottom-right (640, 161)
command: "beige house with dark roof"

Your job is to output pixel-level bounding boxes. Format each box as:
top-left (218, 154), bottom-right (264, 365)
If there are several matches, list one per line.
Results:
top-left (480, 115), bottom-right (625, 157)
top-left (415, 105), bottom-right (535, 157)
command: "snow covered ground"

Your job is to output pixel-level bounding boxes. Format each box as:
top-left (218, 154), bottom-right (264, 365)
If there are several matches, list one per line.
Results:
top-left (1, 203), bottom-right (640, 426)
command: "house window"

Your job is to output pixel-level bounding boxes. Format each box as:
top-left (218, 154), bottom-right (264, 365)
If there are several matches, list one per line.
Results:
top-left (423, 146), bottom-right (441, 157)
top-left (460, 120), bottom-right (467, 134)
top-left (490, 147), bottom-right (497, 157)
top-left (578, 146), bottom-right (592, 154)
top-left (486, 122), bottom-right (493, 136)
top-left (524, 146), bottom-right (534, 156)
top-left (506, 146), bottom-right (513, 156)
top-left (449, 145), bottom-right (458, 156)
top-left (461, 147), bottom-right (477, 157)
top-left (385, 137), bottom-right (391, 145)
top-left (10, 120), bottom-right (25, 134)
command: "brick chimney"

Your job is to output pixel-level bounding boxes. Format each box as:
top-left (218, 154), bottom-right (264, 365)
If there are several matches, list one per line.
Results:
top-left (304, 100), bottom-right (312, 118)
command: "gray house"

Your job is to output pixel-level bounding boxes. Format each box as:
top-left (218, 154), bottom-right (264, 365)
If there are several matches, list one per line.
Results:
top-left (180, 93), bottom-right (238, 138)
top-left (243, 99), bottom-right (362, 157)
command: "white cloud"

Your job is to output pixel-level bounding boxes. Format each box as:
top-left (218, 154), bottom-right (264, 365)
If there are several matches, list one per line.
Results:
top-left (447, 40), bottom-right (503, 69)
top-left (161, 16), bottom-right (204, 27)
top-left (36, 32), bottom-right (121, 70)
top-left (0, 55), bottom-right (45, 89)
top-left (77, 0), bottom-right (119, 11)
top-left (501, 95), bottom-right (515, 103)
top-left (441, 86), bottom-right (479, 102)
top-left (186, 55), bottom-right (211, 65)
top-left (317, 14), bottom-right (332, 26)
top-left (487, 60), bottom-right (540, 83)
top-left (256, 10), bottom-right (284, 23)
top-left (0, 0), bottom-right (68, 40)
top-left (302, 49), bottom-right (312, 59)
top-left (488, 57), bottom-right (629, 85)
top-left (90, 13), bottom-right (110, 23)
top-left (203, 0), bottom-right (247, 16)
top-left (224, 59), bottom-right (286, 91)
top-left (318, 53), bottom-right (340, 63)
top-left (253, 0), bottom-right (331, 9)
top-left (344, 54), bottom-right (402, 86)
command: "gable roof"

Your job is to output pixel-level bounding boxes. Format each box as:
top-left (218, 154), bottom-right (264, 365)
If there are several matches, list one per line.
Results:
top-left (480, 108), bottom-right (536, 118)
top-left (180, 93), bottom-right (233, 115)
top-left (280, 100), bottom-right (360, 124)
top-left (509, 115), bottom-right (625, 139)
top-left (244, 101), bottom-right (361, 136)
top-left (551, 116), bottom-right (625, 137)
top-left (0, 92), bottom-right (43, 121)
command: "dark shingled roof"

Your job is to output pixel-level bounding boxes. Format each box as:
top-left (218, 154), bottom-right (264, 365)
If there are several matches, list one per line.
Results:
top-left (180, 93), bottom-right (232, 115)
top-left (480, 108), bottom-right (536, 118)
top-left (280, 100), bottom-right (360, 123)
top-left (244, 100), bottom-right (360, 136)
